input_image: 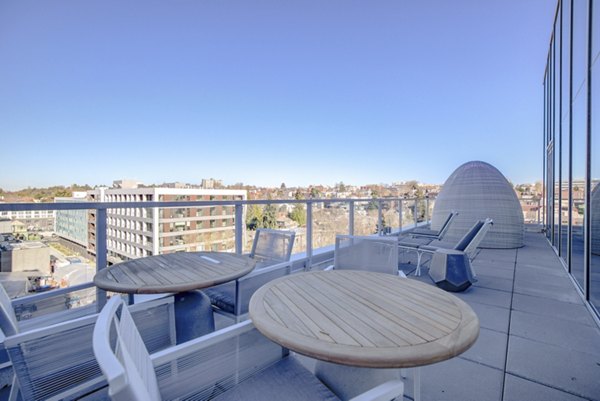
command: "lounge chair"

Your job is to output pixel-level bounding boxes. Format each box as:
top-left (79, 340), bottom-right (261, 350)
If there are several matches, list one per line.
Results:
top-left (406, 211), bottom-right (458, 241)
top-left (399, 218), bottom-right (493, 276)
top-left (204, 228), bottom-right (295, 322)
top-left (93, 296), bottom-right (404, 401)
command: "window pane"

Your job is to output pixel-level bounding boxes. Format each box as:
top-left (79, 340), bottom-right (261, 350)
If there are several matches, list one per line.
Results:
top-left (561, 0), bottom-right (571, 265)
top-left (570, 0), bottom-right (589, 289)
top-left (590, 0), bottom-right (600, 311)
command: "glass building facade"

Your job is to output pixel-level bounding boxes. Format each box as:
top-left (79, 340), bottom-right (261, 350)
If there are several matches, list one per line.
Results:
top-left (543, 0), bottom-right (599, 316)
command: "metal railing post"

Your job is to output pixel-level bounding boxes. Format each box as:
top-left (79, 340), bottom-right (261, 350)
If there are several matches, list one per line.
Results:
top-left (413, 200), bottom-right (418, 227)
top-left (96, 208), bottom-right (107, 311)
top-left (306, 201), bottom-right (313, 271)
top-left (378, 200), bottom-right (383, 235)
top-left (235, 203), bottom-right (243, 254)
top-left (425, 198), bottom-right (430, 223)
top-left (399, 200), bottom-right (403, 232)
top-left (349, 201), bottom-right (355, 235)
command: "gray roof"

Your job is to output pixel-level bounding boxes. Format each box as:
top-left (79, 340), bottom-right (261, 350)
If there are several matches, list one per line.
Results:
top-left (431, 161), bottom-right (524, 248)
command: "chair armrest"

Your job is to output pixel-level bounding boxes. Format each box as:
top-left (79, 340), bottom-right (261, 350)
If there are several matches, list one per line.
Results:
top-left (348, 379), bottom-right (404, 401)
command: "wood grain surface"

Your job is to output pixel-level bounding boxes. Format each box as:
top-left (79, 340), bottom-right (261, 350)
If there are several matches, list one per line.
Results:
top-left (249, 270), bottom-right (479, 368)
top-left (94, 252), bottom-right (255, 294)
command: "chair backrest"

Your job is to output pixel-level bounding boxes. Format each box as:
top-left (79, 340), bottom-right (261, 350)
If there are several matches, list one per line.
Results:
top-left (250, 229), bottom-right (296, 266)
top-left (453, 219), bottom-right (494, 257)
top-left (93, 296), bottom-right (161, 401)
top-left (436, 211), bottom-right (458, 240)
top-left (0, 284), bottom-right (19, 337)
top-left (334, 235), bottom-right (399, 275)
top-left (462, 218), bottom-right (493, 259)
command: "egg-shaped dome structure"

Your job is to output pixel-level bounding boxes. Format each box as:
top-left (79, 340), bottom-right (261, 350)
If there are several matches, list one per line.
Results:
top-left (592, 183), bottom-right (600, 256)
top-left (431, 161), bottom-right (524, 249)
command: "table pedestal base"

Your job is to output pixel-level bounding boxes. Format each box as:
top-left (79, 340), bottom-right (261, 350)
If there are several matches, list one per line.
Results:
top-left (174, 290), bottom-right (215, 344)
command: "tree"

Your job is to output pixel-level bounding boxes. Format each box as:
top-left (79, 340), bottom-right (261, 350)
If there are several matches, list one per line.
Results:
top-left (280, 182), bottom-right (286, 189)
top-left (54, 188), bottom-right (72, 198)
top-left (289, 204), bottom-right (306, 226)
top-left (246, 205), bottom-right (263, 230)
top-left (336, 182), bottom-right (346, 192)
top-left (309, 187), bottom-right (321, 198)
top-left (375, 214), bottom-right (387, 234)
top-left (366, 200), bottom-right (379, 211)
top-left (261, 204), bottom-right (278, 229)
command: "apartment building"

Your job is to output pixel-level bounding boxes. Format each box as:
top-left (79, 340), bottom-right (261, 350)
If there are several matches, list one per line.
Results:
top-left (54, 192), bottom-right (89, 253)
top-left (87, 186), bottom-right (246, 263)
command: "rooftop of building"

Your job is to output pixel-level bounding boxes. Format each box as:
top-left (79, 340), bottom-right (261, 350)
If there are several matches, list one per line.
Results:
top-left (393, 229), bottom-right (600, 401)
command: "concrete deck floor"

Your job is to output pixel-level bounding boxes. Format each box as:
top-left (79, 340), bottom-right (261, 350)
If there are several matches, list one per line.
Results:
top-left (398, 230), bottom-right (600, 401)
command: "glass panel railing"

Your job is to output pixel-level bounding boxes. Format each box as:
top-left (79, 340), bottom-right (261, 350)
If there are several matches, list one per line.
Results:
top-left (311, 201), bottom-right (350, 248)
top-left (352, 200), bottom-right (379, 236)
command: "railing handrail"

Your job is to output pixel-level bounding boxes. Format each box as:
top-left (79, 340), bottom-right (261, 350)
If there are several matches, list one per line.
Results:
top-left (0, 196), bottom-right (427, 212)
top-left (1, 196), bottom-right (435, 310)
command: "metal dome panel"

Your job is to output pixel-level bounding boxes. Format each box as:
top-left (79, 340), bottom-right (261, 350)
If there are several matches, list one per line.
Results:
top-left (431, 161), bottom-right (524, 249)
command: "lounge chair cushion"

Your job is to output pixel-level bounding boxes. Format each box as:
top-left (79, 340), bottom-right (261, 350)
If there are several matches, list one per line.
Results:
top-left (204, 283), bottom-right (235, 314)
top-left (454, 221), bottom-right (484, 251)
top-left (211, 357), bottom-right (340, 401)
top-left (410, 227), bottom-right (439, 236)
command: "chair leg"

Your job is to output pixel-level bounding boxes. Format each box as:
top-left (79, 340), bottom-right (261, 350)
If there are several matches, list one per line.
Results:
top-left (413, 367), bottom-right (421, 401)
top-left (8, 375), bottom-right (19, 401)
top-left (415, 252), bottom-right (422, 276)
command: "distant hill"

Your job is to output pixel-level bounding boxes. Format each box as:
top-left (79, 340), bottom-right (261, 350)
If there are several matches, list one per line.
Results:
top-left (0, 185), bottom-right (93, 203)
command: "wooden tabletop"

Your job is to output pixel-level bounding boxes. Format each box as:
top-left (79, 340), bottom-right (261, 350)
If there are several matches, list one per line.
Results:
top-left (94, 252), bottom-right (256, 294)
top-left (249, 270), bottom-right (479, 368)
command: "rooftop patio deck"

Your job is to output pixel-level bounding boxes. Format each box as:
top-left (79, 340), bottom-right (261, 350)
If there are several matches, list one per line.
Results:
top-left (396, 230), bottom-right (600, 401)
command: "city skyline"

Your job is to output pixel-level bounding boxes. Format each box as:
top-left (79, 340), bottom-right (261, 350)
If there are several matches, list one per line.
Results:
top-left (0, 175), bottom-right (544, 194)
top-left (0, 1), bottom-right (555, 190)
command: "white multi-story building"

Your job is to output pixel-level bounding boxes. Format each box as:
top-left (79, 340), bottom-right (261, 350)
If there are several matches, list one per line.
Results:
top-left (87, 187), bottom-right (246, 263)
top-left (0, 206), bottom-right (55, 232)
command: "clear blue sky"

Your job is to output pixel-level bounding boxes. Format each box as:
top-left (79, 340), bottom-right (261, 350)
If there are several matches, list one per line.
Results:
top-left (0, 0), bottom-right (556, 191)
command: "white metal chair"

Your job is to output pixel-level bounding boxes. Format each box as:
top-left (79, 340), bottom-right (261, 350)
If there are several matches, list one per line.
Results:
top-left (205, 229), bottom-right (296, 321)
top-left (249, 228), bottom-right (296, 266)
top-left (0, 282), bottom-right (98, 390)
top-left (329, 235), bottom-right (406, 278)
top-left (398, 218), bottom-right (494, 276)
top-left (93, 296), bottom-right (404, 401)
top-left (3, 294), bottom-right (176, 401)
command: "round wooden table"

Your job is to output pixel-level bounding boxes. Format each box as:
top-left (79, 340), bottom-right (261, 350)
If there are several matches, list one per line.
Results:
top-left (94, 252), bottom-right (256, 294)
top-left (249, 270), bottom-right (479, 369)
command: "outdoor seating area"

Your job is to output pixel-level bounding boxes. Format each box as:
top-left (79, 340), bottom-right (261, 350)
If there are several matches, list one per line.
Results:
top-left (0, 224), bottom-right (599, 401)
top-left (2, 1), bottom-right (600, 400)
